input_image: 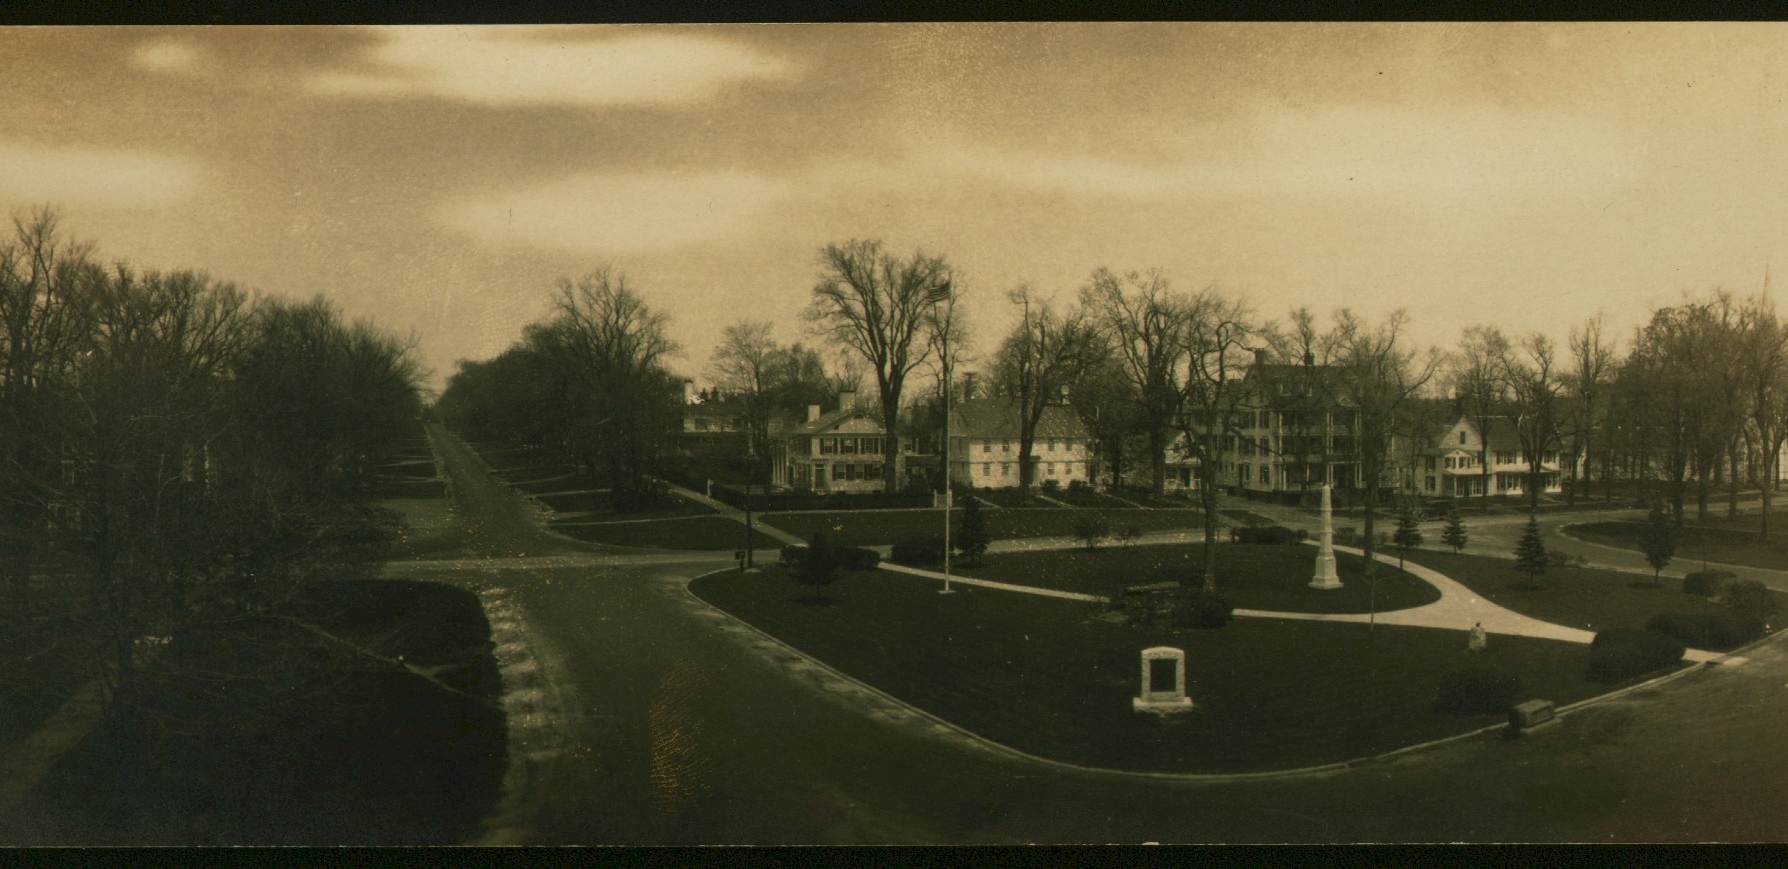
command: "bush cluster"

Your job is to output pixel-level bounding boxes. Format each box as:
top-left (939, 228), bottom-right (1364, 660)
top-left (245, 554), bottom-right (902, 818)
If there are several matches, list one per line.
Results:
top-left (889, 539), bottom-right (946, 567)
top-left (1233, 525), bottom-right (1305, 545)
top-left (1173, 589), bottom-right (1235, 629)
top-left (1644, 610), bottom-right (1763, 651)
top-left (1719, 579), bottom-right (1778, 620)
top-left (1682, 569), bottom-right (1736, 598)
top-left (778, 544), bottom-right (807, 567)
top-left (838, 546), bottom-right (881, 571)
top-left (1334, 527), bottom-right (1360, 547)
top-left (1433, 665), bottom-right (1521, 716)
top-left (1586, 628), bottom-right (1685, 683)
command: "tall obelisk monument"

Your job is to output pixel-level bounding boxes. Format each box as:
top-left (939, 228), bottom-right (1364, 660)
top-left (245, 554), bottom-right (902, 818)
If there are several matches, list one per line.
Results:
top-left (1310, 483), bottom-right (1342, 589)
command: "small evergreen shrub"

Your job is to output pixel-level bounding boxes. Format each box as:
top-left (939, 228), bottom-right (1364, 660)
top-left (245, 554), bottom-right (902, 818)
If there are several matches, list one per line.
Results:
top-left (1433, 666), bottom-right (1521, 716)
top-left (1683, 570), bottom-right (1736, 598)
top-left (838, 546), bottom-right (882, 571)
top-left (1173, 589), bottom-right (1234, 629)
top-left (1586, 628), bottom-right (1685, 683)
top-left (1719, 579), bottom-right (1778, 620)
top-left (1645, 610), bottom-right (1764, 651)
top-left (889, 539), bottom-right (946, 567)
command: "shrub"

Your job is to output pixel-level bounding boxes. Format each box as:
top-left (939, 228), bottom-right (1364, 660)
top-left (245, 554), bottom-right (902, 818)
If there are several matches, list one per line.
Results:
top-left (1547, 550), bottom-right (1587, 568)
top-left (889, 539), bottom-right (946, 567)
top-left (838, 546), bottom-right (882, 571)
top-left (1719, 579), bottom-right (1778, 620)
top-left (1683, 570), bottom-right (1736, 598)
top-left (1073, 514), bottom-right (1111, 550)
top-left (1235, 525), bottom-right (1300, 545)
top-left (1173, 589), bottom-right (1234, 629)
top-left (1067, 478), bottom-right (1089, 492)
top-left (1644, 610), bottom-right (1764, 651)
top-left (1433, 666), bottom-right (1522, 716)
top-left (1040, 477), bottom-right (1061, 493)
top-left (1334, 527), bottom-right (1361, 547)
top-left (1586, 628), bottom-right (1685, 683)
top-left (778, 544), bottom-right (808, 567)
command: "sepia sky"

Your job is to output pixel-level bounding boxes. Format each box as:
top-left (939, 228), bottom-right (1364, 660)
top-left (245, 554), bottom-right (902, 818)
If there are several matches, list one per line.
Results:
top-left (3, 23), bottom-right (1786, 392)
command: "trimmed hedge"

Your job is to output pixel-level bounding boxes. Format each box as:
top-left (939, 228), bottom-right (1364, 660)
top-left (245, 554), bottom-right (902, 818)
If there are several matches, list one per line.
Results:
top-left (1433, 665), bottom-right (1521, 716)
top-left (1683, 569), bottom-right (1736, 598)
top-left (839, 546), bottom-right (882, 571)
top-left (1644, 610), bottom-right (1764, 651)
top-left (1586, 627), bottom-right (1685, 684)
top-left (1233, 525), bottom-right (1306, 545)
top-left (889, 539), bottom-right (946, 567)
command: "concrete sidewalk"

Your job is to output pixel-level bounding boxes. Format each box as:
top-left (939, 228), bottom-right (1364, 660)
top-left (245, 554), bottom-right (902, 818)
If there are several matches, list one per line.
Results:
top-left (655, 480), bottom-right (806, 547)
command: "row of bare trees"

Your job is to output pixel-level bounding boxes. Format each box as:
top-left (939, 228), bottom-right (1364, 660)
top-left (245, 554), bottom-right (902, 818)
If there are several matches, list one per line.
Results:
top-left (1439, 288), bottom-right (1788, 539)
top-left (1, 206), bottom-right (424, 731)
top-left (436, 268), bottom-right (685, 505)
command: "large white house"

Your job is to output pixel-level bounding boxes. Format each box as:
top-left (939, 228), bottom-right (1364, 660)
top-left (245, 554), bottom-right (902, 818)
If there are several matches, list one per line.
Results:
top-left (944, 397), bottom-right (1092, 489)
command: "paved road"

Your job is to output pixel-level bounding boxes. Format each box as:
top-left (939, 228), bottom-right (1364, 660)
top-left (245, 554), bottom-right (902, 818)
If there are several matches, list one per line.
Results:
top-left (397, 428), bottom-right (1788, 843)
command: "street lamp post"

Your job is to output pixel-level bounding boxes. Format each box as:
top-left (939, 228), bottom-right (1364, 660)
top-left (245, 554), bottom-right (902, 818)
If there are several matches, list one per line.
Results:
top-left (745, 444), bottom-right (757, 569)
top-left (941, 351), bottom-right (954, 595)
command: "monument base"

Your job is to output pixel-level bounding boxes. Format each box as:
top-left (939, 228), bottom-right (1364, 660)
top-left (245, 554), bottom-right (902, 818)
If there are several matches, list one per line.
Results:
top-left (1133, 696), bottom-right (1194, 714)
top-left (1309, 553), bottom-right (1342, 589)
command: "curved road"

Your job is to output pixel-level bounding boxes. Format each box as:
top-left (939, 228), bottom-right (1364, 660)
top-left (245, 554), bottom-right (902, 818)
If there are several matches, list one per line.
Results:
top-left (393, 425), bottom-right (1788, 843)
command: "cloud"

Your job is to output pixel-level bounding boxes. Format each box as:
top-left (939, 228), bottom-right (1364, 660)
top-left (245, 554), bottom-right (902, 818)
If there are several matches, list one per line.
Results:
top-left (0, 141), bottom-right (199, 208)
top-left (916, 106), bottom-right (1632, 203)
top-left (132, 39), bottom-right (204, 73)
top-left (440, 171), bottom-right (788, 253)
top-left (310, 26), bottom-right (798, 108)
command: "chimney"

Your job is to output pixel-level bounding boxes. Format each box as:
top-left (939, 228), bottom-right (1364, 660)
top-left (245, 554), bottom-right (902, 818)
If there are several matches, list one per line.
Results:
top-left (837, 389), bottom-right (857, 412)
top-left (1254, 348), bottom-right (1269, 367)
top-left (683, 379), bottom-right (697, 404)
top-left (807, 404), bottom-right (822, 422)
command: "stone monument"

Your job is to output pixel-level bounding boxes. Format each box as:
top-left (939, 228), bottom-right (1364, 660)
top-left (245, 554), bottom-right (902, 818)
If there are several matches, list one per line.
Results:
top-left (1467, 622), bottom-right (1488, 652)
top-left (1132, 646), bottom-right (1194, 714)
top-left (1309, 483), bottom-right (1342, 589)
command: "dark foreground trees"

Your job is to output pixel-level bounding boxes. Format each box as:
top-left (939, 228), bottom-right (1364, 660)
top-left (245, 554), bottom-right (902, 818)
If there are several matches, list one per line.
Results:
top-left (0, 206), bottom-right (424, 742)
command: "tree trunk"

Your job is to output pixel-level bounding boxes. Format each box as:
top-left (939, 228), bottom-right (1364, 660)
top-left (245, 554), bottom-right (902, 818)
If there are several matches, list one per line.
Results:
top-left (1728, 442), bottom-right (1740, 520)
top-left (1198, 465), bottom-right (1220, 592)
top-left (1149, 426), bottom-right (1168, 495)
top-left (882, 395), bottom-right (901, 495)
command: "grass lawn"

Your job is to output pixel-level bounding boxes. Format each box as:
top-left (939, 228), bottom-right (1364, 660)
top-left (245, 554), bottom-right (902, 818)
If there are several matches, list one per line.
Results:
top-left (691, 567), bottom-right (1621, 774)
top-left (951, 543), bottom-right (1441, 614)
top-left (1401, 549), bottom-right (1781, 636)
top-left (25, 580), bottom-right (504, 845)
top-left (537, 489), bottom-right (714, 520)
top-left (765, 508), bottom-right (1202, 548)
top-left (1048, 487), bottom-right (1139, 509)
top-left (552, 514), bottom-right (774, 550)
top-left (367, 478), bottom-right (447, 499)
top-left (1567, 518), bottom-right (1788, 573)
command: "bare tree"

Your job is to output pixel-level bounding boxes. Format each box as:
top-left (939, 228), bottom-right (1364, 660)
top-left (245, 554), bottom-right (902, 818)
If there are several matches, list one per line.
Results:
top-left (1735, 295), bottom-right (1788, 539)
top-left (1175, 290), bottom-right (1259, 592)
top-left (1500, 333), bottom-right (1567, 512)
top-left (992, 286), bottom-right (1105, 494)
top-left (1080, 267), bottom-right (1190, 495)
top-left (1447, 325), bottom-right (1510, 511)
top-left (1565, 316), bottom-right (1616, 505)
top-left (804, 239), bottom-right (955, 493)
top-left (1329, 309), bottom-right (1439, 628)
top-left (706, 320), bottom-right (781, 478)
top-left (922, 276), bottom-right (972, 491)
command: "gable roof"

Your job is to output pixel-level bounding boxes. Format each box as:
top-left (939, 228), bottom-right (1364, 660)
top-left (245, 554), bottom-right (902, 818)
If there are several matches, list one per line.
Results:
top-left (947, 397), bottom-right (1089, 441)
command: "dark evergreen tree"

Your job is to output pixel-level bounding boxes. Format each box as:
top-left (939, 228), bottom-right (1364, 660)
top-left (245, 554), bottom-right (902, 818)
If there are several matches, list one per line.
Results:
top-left (1441, 503), bottom-right (1469, 553)
top-left (1513, 513), bottom-right (1549, 588)
top-left (1392, 503), bottom-right (1424, 568)
top-left (1638, 505), bottom-right (1677, 587)
top-left (954, 487), bottom-right (989, 565)
top-left (796, 530), bottom-right (840, 602)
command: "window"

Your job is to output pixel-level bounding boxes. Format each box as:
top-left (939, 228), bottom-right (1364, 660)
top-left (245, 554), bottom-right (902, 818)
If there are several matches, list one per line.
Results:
top-left (840, 438), bottom-right (856, 454)
top-left (1260, 466), bottom-right (1271, 485)
top-left (1065, 439), bottom-right (1076, 452)
top-left (1458, 431), bottom-right (1466, 445)
top-left (1046, 462), bottom-right (1056, 475)
top-left (1048, 439), bottom-right (1057, 452)
top-left (820, 438), bottom-right (836, 454)
top-left (1425, 475), bottom-right (1436, 492)
top-left (982, 441), bottom-right (991, 453)
top-left (1001, 439), bottom-right (1011, 453)
top-left (1001, 463), bottom-right (1011, 477)
top-left (983, 463), bottom-right (992, 476)
top-left (1445, 457), bottom-right (1455, 469)
top-left (832, 464), bottom-right (845, 480)
top-left (1240, 464), bottom-right (1252, 483)
top-left (1425, 457), bottom-right (1436, 472)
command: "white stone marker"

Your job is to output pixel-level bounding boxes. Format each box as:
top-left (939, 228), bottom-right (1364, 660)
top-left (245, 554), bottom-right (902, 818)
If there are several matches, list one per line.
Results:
top-left (1133, 646), bottom-right (1194, 713)
top-left (1309, 482), bottom-right (1342, 590)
